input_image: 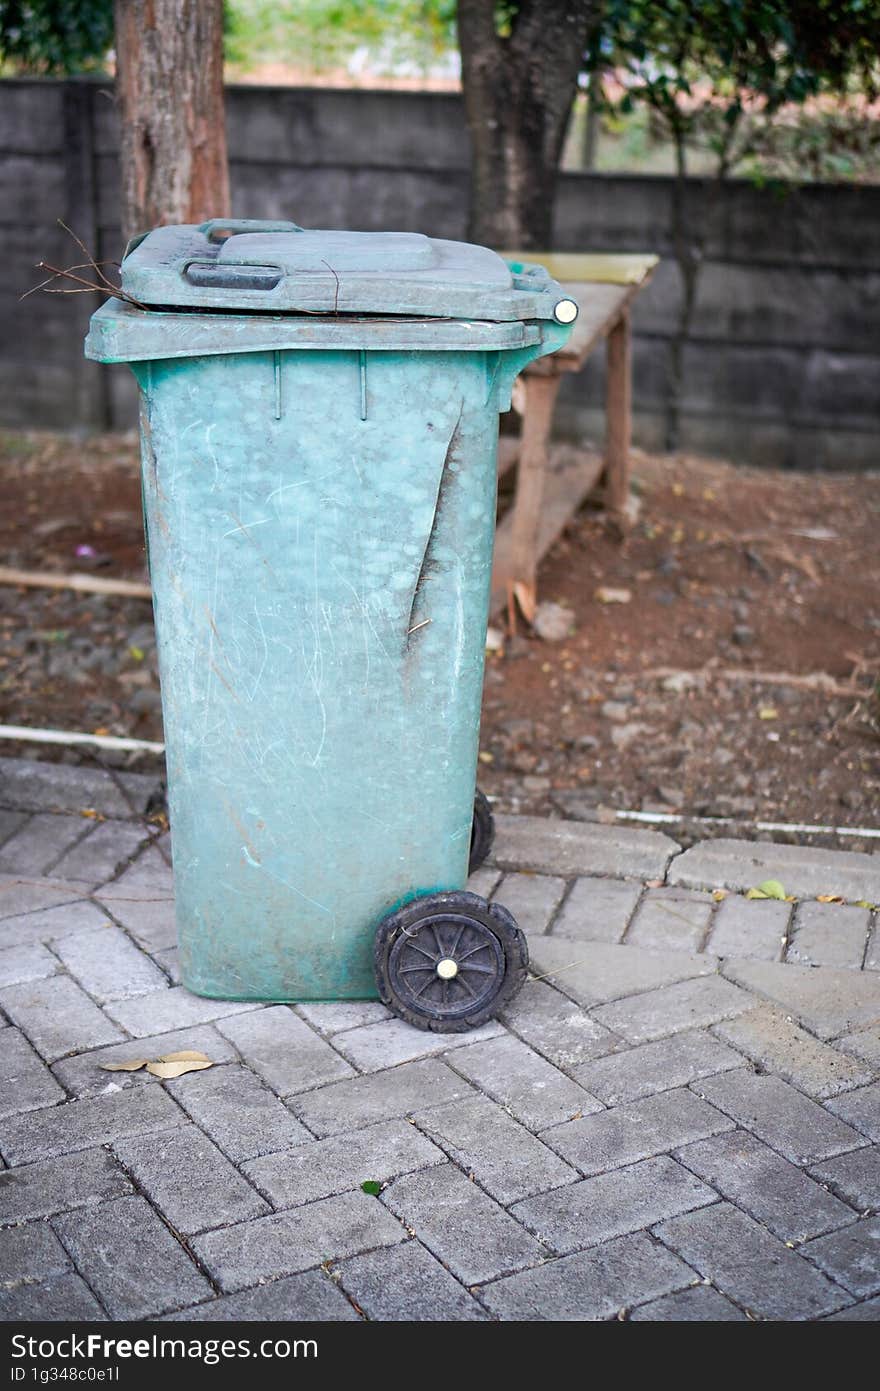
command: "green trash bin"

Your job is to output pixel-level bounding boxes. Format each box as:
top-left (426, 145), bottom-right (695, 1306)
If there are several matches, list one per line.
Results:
top-left (85, 218), bottom-right (576, 1031)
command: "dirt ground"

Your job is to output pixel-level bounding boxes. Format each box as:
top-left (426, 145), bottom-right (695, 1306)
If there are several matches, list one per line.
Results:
top-left (1, 430), bottom-right (878, 851)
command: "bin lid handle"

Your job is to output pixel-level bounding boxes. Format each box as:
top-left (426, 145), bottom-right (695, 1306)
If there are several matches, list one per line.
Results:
top-left (198, 218), bottom-right (303, 243)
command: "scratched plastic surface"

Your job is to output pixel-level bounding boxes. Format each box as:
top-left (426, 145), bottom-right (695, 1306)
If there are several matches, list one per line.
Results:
top-left (133, 348), bottom-right (541, 998)
top-left (87, 226), bottom-right (572, 1000)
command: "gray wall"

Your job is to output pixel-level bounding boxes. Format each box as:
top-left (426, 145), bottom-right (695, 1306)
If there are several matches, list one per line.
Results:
top-left (3, 76), bottom-right (879, 469)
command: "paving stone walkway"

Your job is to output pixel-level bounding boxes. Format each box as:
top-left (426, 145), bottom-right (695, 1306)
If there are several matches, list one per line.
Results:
top-left (0, 757), bottom-right (878, 1322)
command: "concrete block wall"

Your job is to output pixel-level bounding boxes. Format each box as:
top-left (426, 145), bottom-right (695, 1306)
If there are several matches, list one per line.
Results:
top-left (2, 77), bottom-right (878, 469)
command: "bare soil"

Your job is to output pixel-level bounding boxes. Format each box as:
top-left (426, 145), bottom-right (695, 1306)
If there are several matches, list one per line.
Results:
top-left (1, 431), bottom-right (878, 850)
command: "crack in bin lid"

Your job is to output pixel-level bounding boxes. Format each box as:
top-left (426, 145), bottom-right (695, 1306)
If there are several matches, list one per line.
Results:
top-left (119, 220), bottom-right (575, 323)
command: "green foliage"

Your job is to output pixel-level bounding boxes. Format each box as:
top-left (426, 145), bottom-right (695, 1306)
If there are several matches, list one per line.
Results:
top-left (225, 1), bottom-right (457, 76)
top-left (0, 0), bottom-right (114, 74)
top-left (588, 0), bottom-right (880, 181)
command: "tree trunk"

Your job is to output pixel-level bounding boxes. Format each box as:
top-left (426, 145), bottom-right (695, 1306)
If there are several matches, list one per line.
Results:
top-left (665, 124), bottom-right (699, 452)
top-left (457, 0), bottom-right (601, 249)
top-left (114, 0), bottom-right (229, 245)
top-left (581, 71), bottom-right (601, 171)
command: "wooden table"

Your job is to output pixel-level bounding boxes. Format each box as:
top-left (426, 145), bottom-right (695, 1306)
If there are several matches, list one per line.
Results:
top-left (490, 253), bottom-right (658, 623)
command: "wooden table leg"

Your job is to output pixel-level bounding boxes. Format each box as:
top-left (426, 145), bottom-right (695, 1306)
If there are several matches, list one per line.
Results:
top-left (507, 371), bottom-right (561, 628)
top-left (604, 307), bottom-right (632, 526)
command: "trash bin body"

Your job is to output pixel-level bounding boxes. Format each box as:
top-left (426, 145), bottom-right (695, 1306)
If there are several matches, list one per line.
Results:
top-left (86, 222), bottom-right (574, 1001)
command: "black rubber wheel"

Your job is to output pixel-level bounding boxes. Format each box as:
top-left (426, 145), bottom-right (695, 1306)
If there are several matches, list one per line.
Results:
top-left (373, 890), bottom-right (528, 1033)
top-left (468, 788), bottom-right (495, 875)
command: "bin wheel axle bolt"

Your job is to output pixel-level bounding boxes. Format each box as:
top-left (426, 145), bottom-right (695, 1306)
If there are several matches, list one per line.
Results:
top-left (436, 957), bottom-right (459, 979)
top-left (554, 298), bottom-right (578, 324)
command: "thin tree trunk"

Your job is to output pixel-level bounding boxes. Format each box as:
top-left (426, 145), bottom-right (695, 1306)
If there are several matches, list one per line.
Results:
top-left (457, 0), bottom-right (601, 249)
top-left (665, 120), bottom-right (699, 451)
top-left (582, 71), bottom-right (601, 170)
top-left (114, 0), bottom-right (229, 245)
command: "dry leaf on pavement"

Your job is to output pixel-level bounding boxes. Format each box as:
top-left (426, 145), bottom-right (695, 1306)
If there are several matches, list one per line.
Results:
top-left (146, 1058), bottom-right (214, 1079)
top-left (99, 1048), bottom-right (214, 1079)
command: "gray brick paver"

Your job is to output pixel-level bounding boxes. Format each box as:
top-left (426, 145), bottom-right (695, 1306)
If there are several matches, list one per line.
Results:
top-left (670, 838), bottom-right (880, 902)
top-left (500, 978), bottom-right (617, 1069)
top-left (52, 1194), bottom-right (212, 1319)
top-left (448, 1033), bottom-right (602, 1130)
top-left (492, 815), bottom-right (679, 880)
top-left (0, 809), bottom-right (27, 847)
top-left (167, 1062), bottom-right (311, 1162)
top-left (412, 1092), bottom-right (577, 1205)
top-left (0, 1147), bottom-right (133, 1223)
top-left (714, 1005), bottom-right (875, 1099)
top-left (823, 1296), bottom-right (880, 1320)
top-left (113, 1124), bottom-right (270, 1235)
top-left (0, 942), bottom-right (58, 988)
top-left (52, 1024), bottom-right (238, 1097)
top-left (592, 974), bottom-right (752, 1044)
top-left (0, 1083), bottom-right (185, 1166)
top-left (837, 1029), bottom-right (880, 1068)
top-left (0, 813), bottom-right (91, 877)
top-left (809, 1147), bottom-right (880, 1212)
top-left (722, 957), bottom-right (880, 1040)
top-left (0, 872), bottom-right (90, 925)
top-left (788, 902), bottom-right (871, 971)
top-left (492, 872), bottom-right (566, 935)
top-left (655, 1201), bottom-right (848, 1320)
top-left (0, 1272), bottom-right (106, 1321)
top-left (694, 1070), bottom-right (866, 1165)
top-left (94, 893), bottom-right (177, 952)
top-left (296, 1001), bottom-right (391, 1036)
top-left (676, 1129), bottom-right (857, 1243)
top-left (105, 986), bottom-right (260, 1038)
top-left (706, 895), bottom-right (790, 962)
top-left (0, 898), bottom-right (111, 951)
top-left (527, 938), bottom-right (716, 1012)
top-left (466, 866), bottom-right (502, 899)
top-left (479, 1231), bottom-right (694, 1321)
top-left (0, 758), bottom-right (155, 819)
top-left (289, 1057), bottom-right (474, 1138)
top-left (191, 1191), bottom-right (406, 1292)
top-left (53, 925), bottom-right (167, 1002)
top-left (625, 888), bottom-right (714, 953)
top-left (826, 1082), bottom-right (880, 1142)
top-left (381, 1162), bottom-right (548, 1287)
top-left (163, 1272), bottom-right (360, 1322)
top-left (152, 945), bottom-right (180, 984)
top-left (0, 1219), bottom-right (71, 1286)
top-left (550, 876), bottom-right (641, 944)
top-left (510, 1155), bottom-right (717, 1254)
top-left (99, 845), bottom-right (172, 897)
top-left (330, 1015), bottom-right (505, 1071)
top-left (0, 974), bottom-right (124, 1062)
top-left (630, 1285), bottom-right (747, 1320)
top-left (51, 821), bottom-right (155, 886)
top-left (2, 768), bottom-right (878, 1325)
top-left (573, 1029), bottom-right (743, 1106)
top-left (800, 1217), bottom-right (880, 1298)
top-left (216, 1005), bottom-right (354, 1095)
top-left (0, 1027), bottom-right (66, 1119)
top-left (243, 1119), bottom-right (444, 1209)
top-left (337, 1240), bottom-right (488, 1321)
top-left (541, 1088), bottom-right (734, 1177)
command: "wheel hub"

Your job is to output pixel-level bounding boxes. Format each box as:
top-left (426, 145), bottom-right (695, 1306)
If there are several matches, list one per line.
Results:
top-left (388, 911), bottom-right (504, 1018)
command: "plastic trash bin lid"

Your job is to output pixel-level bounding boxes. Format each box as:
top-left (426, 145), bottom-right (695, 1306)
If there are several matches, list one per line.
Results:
top-left (120, 219), bottom-right (578, 325)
